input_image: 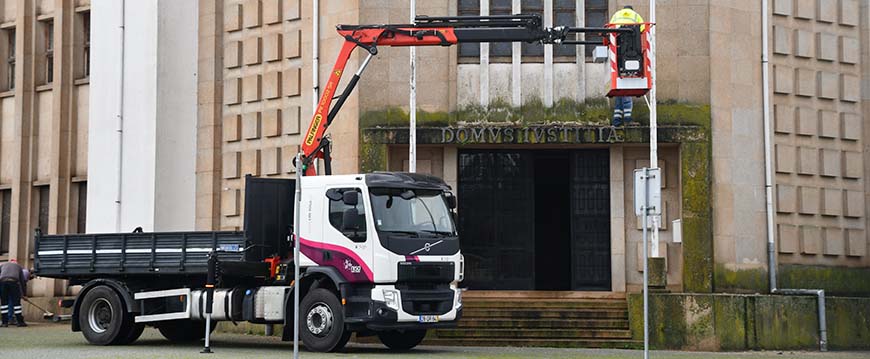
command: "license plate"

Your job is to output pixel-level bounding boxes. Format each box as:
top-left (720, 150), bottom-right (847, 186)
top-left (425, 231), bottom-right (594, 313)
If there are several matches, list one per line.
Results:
top-left (418, 315), bottom-right (439, 323)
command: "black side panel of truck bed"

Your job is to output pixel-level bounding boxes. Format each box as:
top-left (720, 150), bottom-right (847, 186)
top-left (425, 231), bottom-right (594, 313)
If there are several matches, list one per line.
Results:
top-left (243, 176), bottom-right (295, 262)
top-left (34, 231), bottom-right (256, 279)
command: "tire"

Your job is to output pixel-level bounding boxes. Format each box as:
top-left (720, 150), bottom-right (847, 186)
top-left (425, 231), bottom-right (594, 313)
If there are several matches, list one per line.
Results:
top-left (79, 286), bottom-right (128, 345)
top-left (157, 320), bottom-right (212, 342)
top-left (299, 288), bottom-right (349, 352)
top-left (115, 322), bottom-right (145, 345)
top-left (377, 329), bottom-right (427, 351)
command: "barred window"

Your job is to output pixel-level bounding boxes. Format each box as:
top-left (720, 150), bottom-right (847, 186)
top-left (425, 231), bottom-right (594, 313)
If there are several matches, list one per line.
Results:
top-left (1, 189), bottom-right (10, 255)
top-left (3, 28), bottom-right (14, 91)
top-left (521, 0), bottom-right (544, 58)
top-left (457, 0), bottom-right (480, 58)
top-left (80, 11), bottom-right (91, 79)
top-left (554, 0), bottom-right (576, 57)
top-left (585, 0), bottom-right (608, 59)
top-left (489, 0), bottom-right (513, 58)
top-left (458, 0), bottom-right (609, 62)
top-left (42, 20), bottom-right (54, 84)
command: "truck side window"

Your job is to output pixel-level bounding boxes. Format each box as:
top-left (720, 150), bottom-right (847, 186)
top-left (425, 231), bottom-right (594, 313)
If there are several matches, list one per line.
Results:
top-left (326, 188), bottom-right (367, 243)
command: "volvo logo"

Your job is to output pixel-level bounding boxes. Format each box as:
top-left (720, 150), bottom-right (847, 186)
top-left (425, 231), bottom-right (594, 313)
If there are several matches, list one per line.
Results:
top-left (410, 240), bottom-right (444, 255)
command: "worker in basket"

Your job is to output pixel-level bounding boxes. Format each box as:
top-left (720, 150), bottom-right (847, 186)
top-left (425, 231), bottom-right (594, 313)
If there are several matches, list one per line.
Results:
top-left (609, 5), bottom-right (644, 126)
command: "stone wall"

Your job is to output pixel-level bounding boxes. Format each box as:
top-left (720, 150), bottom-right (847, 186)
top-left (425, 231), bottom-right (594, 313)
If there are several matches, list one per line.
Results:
top-left (628, 292), bottom-right (870, 351)
top-left (770, 0), bottom-right (870, 283)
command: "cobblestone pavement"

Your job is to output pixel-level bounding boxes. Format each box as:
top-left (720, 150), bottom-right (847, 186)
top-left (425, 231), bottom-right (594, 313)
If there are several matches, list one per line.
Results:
top-left (0, 323), bottom-right (866, 359)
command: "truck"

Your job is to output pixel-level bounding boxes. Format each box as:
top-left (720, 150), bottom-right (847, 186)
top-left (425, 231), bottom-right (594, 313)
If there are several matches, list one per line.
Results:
top-left (35, 174), bottom-right (463, 352)
top-left (34, 13), bottom-right (636, 353)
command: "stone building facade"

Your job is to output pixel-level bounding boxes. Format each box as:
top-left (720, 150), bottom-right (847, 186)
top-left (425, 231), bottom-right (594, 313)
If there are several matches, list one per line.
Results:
top-left (0, 0), bottom-right (91, 298)
top-left (196, 0), bottom-right (870, 296)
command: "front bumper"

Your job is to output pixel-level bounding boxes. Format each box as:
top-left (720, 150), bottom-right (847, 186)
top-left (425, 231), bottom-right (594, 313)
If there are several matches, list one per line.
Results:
top-left (361, 301), bottom-right (462, 331)
top-left (345, 284), bottom-right (463, 331)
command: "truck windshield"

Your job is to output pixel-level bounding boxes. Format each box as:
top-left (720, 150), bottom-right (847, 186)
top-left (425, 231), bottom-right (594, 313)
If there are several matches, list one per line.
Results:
top-left (369, 188), bottom-right (456, 237)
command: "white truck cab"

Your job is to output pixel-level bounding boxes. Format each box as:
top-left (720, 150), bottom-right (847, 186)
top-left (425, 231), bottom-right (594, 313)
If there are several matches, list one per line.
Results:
top-left (293, 172), bottom-right (464, 350)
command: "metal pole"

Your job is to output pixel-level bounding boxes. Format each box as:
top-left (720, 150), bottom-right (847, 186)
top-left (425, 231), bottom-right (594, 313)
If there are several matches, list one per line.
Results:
top-left (201, 251), bottom-right (217, 354)
top-left (642, 167), bottom-right (650, 359)
top-left (760, 0), bottom-right (777, 294)
top-left (114, 0), bottom-right (126, 232)
top-left (409, 0), bottom-right (417, 173)
top-left (293, 154), bottom-right (303, 359)
top-left (312, 0), bottom-right (319, 112)
top-left (648, 0), bottom-right (660, 258)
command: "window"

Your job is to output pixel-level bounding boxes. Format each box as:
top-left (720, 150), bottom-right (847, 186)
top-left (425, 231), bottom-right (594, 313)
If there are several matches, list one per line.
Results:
top-left (2, 28), bottom-right (14, 90)
top-left (76, 182), bottom-right (87, 233)
top-left (457, 0), bottom-right (479, 58)
top-left (327, 188), bottom-right (367, 242)
top-left (554, 0), bottom-right (576, 57)
top-left (521, 0), bottom-right (544, 57)
top-left (40, 20), bottom-right (54, 84)
top-left (369, 189), bottom-right (456, 236)
top-left (80, 11), bottom-right (90, 78)
top-left (457, 1), bottom-right (607, 61)
top-left (584, 0), bottom-right (608, 59)
top-left (489, 0), bottom-right (513, 58)
top-left (1, 190), bottom-right (10, 255)
top-left (37, 186), bottom-right (49, 233)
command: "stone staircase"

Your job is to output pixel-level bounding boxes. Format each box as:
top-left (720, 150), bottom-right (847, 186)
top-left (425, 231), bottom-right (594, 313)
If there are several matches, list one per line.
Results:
top-left (423, 291), bottom-right (642, 349)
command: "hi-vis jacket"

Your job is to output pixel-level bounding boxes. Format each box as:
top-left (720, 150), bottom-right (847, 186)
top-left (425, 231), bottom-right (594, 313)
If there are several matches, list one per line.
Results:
top-left (609, 8), bottom-right (645, 31)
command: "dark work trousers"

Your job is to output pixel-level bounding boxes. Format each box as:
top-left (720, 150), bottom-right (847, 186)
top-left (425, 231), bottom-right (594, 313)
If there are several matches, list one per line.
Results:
top-left (0, 281), bottom-right (23, 324)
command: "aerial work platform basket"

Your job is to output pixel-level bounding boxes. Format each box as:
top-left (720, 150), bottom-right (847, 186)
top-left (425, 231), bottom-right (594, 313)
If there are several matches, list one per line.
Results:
top-left (604, 22), bottom-right (653, 97)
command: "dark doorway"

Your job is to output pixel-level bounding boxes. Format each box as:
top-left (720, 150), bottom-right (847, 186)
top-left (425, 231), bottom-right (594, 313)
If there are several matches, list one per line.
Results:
top-left (533, 152), bottom-right (571, 290)
top-left (458, 149), bottom-right (611, 291)
top-left (457, 151), bottom-right (535, 290)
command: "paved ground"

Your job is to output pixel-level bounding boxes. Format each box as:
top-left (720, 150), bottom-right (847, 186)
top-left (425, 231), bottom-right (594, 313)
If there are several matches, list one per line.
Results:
top-left (0, 323), bottom-right (866, 359)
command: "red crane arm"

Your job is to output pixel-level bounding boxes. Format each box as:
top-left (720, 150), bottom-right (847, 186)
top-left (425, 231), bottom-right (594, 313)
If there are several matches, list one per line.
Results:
top-left (298, 14), bottom-right (626, 176)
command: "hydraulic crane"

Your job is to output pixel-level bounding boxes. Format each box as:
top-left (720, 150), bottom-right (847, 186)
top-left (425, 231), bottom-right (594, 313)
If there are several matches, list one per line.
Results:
top-left (298, 14), bottom-right (649, 176)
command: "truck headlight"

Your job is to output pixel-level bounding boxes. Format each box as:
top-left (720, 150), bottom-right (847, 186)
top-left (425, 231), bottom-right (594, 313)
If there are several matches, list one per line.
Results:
top-left (459, 254), bottom-right (465, 281)
top-left (456, 289), bottom-right (462, 308)
top-left (382, 289), bottom-right (399, 310)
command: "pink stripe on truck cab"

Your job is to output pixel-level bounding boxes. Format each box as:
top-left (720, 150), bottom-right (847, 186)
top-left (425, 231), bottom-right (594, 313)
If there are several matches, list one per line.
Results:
top-left (299, 237), bottom-right (374, 282)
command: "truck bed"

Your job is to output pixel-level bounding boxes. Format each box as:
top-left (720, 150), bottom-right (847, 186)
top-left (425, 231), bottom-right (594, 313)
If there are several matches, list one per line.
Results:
top-left (34, 231), bottom-right (264, 279)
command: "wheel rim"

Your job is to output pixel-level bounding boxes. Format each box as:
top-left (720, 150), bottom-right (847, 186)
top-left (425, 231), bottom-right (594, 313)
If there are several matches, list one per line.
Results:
top-left (88, 298), bottom-right (113, 334)
top-left (306, 302), bottom-right (334, 337)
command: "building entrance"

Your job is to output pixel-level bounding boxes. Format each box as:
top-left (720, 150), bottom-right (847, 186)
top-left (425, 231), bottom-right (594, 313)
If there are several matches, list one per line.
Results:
top-left (458, 149), bottom-right (611, 291)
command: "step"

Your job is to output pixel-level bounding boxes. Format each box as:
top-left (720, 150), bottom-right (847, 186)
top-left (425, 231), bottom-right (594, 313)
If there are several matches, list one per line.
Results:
top-left (462, 300), bottom-right (628, 310)
top-left (463, 291), bottom-right (626, 300)
top-left (435, 328), bottom-right (633, 340)
top-left (456, 318), bottom-right (629, 329)
top-left (422, 337), bottom-right (643, 349)
top-left (461, 308), bottom-right (628, 320)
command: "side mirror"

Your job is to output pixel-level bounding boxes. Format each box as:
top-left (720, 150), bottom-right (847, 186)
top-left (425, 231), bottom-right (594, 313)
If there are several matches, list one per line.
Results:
top-left (444, 193), bottom-right (457, 209)
top-left (341, 208), bottom-right (360, 231)
top-left (342, 191), bottom-right (359, 206)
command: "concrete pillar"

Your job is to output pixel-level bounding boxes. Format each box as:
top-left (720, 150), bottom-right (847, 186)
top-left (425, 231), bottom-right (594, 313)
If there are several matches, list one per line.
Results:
top-left (88, 0), bottom-right (197, 233)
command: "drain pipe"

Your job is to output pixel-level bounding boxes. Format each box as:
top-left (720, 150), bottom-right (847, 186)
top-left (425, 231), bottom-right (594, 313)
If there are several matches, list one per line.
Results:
top-left (115, 0), bottom-right (126, 232)
top-left (760, 0), bottom-right (827, 351)
top-left (312, 0), bottom-right (319, 111)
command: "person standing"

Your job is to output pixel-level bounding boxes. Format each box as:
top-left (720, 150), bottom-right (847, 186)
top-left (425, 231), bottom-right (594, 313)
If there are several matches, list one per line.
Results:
top-left (609, 5), bottom-right (644, 126)
top-left (0, 259), bottom-right (28, 327)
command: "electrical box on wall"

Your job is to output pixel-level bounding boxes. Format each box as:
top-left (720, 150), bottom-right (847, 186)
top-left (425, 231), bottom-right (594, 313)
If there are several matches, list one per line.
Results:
top-left (672, 219), bottom-right (682, 243)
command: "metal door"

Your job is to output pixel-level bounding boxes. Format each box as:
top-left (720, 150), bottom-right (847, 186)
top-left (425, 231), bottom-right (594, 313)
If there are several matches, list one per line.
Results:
top-left (458, 150), bottom-right (535, 290)
top-left (569, 150), bottom-right (612, 290)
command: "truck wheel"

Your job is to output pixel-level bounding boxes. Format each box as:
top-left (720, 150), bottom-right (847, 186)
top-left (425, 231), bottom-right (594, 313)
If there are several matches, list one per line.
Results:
top-left (377, 329), bottom-right (427, 351)
top-left (299, 288), bottom-right (350, 352)
top-left (79, 286), bottom-right (128, 345)
top-left (157, 320), bottom-right (211, 342)
top-left (115, 322), bottom-right (146, 345)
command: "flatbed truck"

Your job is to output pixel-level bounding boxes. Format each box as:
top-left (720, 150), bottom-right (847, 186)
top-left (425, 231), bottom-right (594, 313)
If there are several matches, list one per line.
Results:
top-left (35, 174), bottom-right (463, 352)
